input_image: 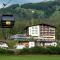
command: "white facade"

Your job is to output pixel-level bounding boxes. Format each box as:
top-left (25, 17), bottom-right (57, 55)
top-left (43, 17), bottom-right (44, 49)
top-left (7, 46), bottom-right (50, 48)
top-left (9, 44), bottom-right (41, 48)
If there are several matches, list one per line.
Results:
top-left (29, 25), bottom-right (40, 36)
top-left (28, 24), bottom-right (57, 47)
top-left (28, 25), bottom-right (55, 41)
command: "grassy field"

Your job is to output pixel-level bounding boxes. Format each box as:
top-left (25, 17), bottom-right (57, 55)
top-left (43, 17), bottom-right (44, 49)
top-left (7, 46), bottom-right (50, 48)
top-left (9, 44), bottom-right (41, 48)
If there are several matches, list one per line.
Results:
top-left (0, 55), bottom-right (60, 60)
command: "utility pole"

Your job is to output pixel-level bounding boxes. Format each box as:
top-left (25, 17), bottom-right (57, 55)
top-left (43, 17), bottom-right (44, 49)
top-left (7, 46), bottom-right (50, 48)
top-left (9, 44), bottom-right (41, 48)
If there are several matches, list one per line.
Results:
top-left (31, 10), bottom-right (35, 25)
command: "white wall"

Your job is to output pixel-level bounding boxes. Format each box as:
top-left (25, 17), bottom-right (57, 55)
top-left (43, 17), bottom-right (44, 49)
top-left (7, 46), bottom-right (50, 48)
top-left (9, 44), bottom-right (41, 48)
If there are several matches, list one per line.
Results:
top-left (29, 25), bottom-right (40, 36)
top-left (29, 42), bottom-right (35, 48)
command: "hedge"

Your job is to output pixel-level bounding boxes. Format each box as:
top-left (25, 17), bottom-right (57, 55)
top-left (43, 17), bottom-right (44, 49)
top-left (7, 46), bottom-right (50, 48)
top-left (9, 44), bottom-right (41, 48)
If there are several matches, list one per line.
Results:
top-left (0, 46), bottom-right (60, 55)
top-left (0, 48), bottom-right (14, 55)
top-left (19, 46), bottom-right (60, 55)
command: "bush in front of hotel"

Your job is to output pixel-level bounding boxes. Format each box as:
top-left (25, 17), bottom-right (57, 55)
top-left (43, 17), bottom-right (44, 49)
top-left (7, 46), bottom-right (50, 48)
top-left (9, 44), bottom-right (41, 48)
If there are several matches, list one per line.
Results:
top-left (0, 46), bottom-right (60, 55)
top-left (47, 46), bottom-right (60, 54)
top-left (19, 46), bottom-right (60, 55)
top-left (19, 47), bottom-right (49, 55)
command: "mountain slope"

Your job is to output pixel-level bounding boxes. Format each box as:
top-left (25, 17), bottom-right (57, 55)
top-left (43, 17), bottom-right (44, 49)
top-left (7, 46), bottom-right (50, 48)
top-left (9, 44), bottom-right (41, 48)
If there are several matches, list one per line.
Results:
top-left (0, 1), bottom-right (60, 40)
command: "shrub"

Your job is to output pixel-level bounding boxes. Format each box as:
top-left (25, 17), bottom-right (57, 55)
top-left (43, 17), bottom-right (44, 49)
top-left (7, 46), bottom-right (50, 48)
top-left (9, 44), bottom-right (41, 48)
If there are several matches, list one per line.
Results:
top-left (28, 47), bottom-right (47, 54)
top-left (47, 46), bottom-right (60, 54)
top-left (19, 47), bottom-right (51, 55)
top-left (0, 46), bottom-right (60, 55)
top-left (18, 46), bottom-right (60, 55)
top-left (20, 48), bottom-right (29, 54)
top-left (7, 40), bottom-right (17, 49)
top-left (0, 48), bottom-right (14, 55)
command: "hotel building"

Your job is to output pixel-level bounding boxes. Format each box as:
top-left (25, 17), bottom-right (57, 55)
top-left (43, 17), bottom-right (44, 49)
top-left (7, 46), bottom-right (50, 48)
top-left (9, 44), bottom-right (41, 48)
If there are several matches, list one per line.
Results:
top-left (28, 24), bottom-right (57, 46)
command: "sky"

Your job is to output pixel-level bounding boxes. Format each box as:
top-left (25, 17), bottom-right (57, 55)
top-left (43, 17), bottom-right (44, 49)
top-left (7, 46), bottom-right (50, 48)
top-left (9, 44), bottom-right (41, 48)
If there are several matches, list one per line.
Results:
top-left (0, 0), bottom-right (52, 8)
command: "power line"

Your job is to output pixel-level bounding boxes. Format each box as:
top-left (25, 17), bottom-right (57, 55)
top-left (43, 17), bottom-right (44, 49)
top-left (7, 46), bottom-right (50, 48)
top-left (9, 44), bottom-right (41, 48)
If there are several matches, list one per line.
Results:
top-left (1, 0), bottom-right (12, 7)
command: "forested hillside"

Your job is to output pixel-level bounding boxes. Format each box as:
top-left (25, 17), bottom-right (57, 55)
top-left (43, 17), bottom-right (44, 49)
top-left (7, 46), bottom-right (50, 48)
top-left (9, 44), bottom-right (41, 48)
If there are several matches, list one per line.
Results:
top-left (0, 1), bottom-right (60, 40)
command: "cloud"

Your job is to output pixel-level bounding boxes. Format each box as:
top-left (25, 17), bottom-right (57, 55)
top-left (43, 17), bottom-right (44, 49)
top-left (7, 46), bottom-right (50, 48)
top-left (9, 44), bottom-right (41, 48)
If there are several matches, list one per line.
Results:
top-left (0, 2), bottom-right (3, 8)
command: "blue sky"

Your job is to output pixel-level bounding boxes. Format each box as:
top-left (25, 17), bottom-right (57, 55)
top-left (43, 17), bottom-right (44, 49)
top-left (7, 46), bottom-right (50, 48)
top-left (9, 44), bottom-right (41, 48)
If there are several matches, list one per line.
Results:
top-left (0, 0), bottom-right (51, 8)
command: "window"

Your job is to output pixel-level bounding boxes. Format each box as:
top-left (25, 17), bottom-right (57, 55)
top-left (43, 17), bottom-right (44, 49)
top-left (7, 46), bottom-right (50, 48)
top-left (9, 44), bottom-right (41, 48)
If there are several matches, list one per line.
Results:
top-left (32, 30), bottom-right (38, 34)
top-left (35, 26), bottom-right (38, 29)
top-left (40, 32), bottom-right (43, 36)
top-left (49, 32), bottom-right (55, 36)
top-left (40, 26), bottom-right (49, 32)
top-left (32, 26), bottom-right (34, 29)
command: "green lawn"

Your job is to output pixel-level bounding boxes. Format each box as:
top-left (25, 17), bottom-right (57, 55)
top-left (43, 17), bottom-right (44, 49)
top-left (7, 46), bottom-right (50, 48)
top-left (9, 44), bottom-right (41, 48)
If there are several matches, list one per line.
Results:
top-left (0, 55), bottom-right (60, 60)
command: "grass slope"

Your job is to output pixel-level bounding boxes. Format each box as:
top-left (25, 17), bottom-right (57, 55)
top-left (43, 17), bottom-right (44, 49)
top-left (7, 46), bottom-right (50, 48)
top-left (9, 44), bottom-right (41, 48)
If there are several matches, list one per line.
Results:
top-left (0, 55), bottom-right (60, 60)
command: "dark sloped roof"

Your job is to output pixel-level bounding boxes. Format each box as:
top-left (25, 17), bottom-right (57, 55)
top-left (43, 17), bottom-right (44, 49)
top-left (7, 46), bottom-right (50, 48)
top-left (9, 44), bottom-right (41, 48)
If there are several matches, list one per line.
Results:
top-left (25, 23), bottom-right (56, 30)
top-left (39, 24), bottom-right (56, 28)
